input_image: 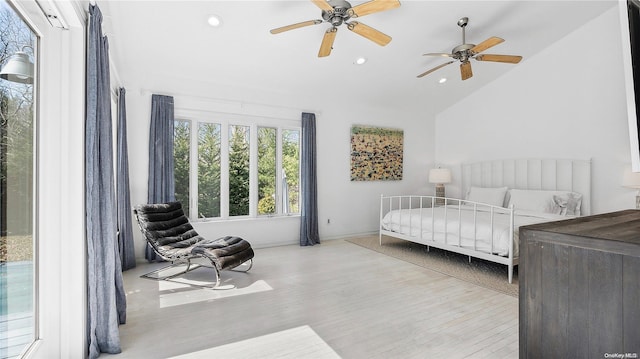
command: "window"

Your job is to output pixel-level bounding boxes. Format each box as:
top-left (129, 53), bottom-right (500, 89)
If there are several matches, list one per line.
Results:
top-left (257, 127), bottom-right (276, 215)
top-left (0, 1), bottom-right (36, 356)
top-left (228, 125), bottom-right (250, 216)
top-left (197, 122), bottom-right (221, 218)
top-left (174, 120), bottom-right (190, 215)
top-left (174, 118), bottom-right (299, 219)
top-left (282, 129), bottom-right (300, 213)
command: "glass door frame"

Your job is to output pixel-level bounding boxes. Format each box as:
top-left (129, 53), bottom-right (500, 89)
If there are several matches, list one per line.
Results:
top-left (6, 1), bottom-right (87, 358)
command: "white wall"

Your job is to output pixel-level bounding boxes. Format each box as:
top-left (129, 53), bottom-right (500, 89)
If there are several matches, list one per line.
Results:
top-left (126, 85), bottom-right (435, 259)
top-left (434, 7), bottom-right (634, 214)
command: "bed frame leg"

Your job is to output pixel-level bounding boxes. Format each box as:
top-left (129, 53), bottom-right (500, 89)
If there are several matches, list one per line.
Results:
top-left (468, 256), bottom-right (471, 264)
top-left (508, 264), bottom-right (513, 284)
top-left (426, 245), bottom-right (430, 252)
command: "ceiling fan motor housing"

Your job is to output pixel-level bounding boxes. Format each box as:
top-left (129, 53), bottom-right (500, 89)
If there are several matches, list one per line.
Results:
top-left (452, 43), bottom-right (475, 61)
top-left (323, 0), bottom-right (353, 26)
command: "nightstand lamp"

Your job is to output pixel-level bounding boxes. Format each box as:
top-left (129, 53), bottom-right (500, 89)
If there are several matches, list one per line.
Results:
top-left (623, 170), bottom-right (640, 209)
top-left (429, 168), bottom-right (452, 204)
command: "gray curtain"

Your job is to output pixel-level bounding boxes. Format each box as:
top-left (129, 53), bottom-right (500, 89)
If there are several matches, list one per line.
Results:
top-left (117, 88), bottom-right (136, 271)
top-left (300, 112), bottom-right (320, 246)
top-left (146, 94), bottom-right (175, 261)
top-left (85, 4), bottom-right (125, 358)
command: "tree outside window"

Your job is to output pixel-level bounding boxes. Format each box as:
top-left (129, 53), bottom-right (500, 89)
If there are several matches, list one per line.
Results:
top-left (174, 119), bottom-right (299, 219)
top-left (228, 125), bottom-right (249, 216)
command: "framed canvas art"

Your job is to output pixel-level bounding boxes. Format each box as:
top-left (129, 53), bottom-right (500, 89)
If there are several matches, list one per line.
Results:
top-left (350, 125), bottom-right (403, 181)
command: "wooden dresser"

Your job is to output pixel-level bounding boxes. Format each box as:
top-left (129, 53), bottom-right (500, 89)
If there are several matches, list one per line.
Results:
top-left (519, 210), bottom-right (640, 358)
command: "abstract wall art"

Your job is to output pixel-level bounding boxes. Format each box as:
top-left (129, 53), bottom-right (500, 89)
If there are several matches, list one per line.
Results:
top-left (350, 125), bottom-right (403, 181)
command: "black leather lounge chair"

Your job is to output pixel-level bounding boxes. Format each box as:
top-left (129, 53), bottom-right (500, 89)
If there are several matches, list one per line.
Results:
top-left (133, 201), bottom-right (254, 288)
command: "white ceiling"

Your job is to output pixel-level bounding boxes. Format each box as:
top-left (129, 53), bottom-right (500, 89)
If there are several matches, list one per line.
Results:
top-left (100, 0), bottom-right (616, 115)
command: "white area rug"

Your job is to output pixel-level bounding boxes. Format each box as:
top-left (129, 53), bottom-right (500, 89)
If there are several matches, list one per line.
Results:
top-left (168, 325), bottom-right (341, 359)
top-left (347, 235), bottom-right (519, 297)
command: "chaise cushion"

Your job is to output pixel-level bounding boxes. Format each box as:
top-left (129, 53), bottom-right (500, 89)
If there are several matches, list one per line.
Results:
top-left (134, 202), bottom-right (201, 249)
top-left (191, 236), bottom-right (255, 270)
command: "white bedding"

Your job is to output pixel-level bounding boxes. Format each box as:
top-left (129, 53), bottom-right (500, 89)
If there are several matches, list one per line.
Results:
top-left (380, 205), bottom-right (567, 257)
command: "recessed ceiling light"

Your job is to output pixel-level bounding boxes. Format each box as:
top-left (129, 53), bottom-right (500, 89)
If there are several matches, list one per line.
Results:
top-left (354, 57), bottom-right (367, 65)
top-left (439, 77), bottom-right (447, 84)
top-left (207, 15), bottom-right (221, 27)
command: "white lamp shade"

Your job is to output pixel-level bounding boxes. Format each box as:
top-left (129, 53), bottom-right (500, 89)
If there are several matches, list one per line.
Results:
top-left (0, 52), bottom-right (34, 84)
top-left (429, 168), bottom-right (452, 184)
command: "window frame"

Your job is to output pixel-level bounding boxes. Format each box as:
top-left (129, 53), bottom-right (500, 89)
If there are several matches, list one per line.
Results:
top-left (174, 110), bottom-right (301, 221)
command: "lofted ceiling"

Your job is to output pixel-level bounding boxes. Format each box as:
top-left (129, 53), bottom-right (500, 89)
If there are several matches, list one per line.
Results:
top-left (100, 0), bottom-right (616, 115)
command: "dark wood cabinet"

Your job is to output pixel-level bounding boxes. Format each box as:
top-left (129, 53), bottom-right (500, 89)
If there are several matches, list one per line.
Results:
top-left (519, 210), bottom-right (640, 359)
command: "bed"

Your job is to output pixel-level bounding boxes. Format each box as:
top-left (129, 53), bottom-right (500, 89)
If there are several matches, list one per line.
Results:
top-left (379, 159), bottom-right (591, 283)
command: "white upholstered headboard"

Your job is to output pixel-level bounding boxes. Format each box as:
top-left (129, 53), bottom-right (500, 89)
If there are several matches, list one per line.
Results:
top-left (461, 159), bottom-right (592, 215)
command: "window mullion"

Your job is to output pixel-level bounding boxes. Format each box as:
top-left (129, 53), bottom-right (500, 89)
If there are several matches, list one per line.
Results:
top-left (276, 127), bottom-right (283, 214)
top-left (189, 120), bottom-right (197, 218)
top-left (249, 123), bottom-right (258, 217)
top-left (220, 121), bottom-right (229, 218)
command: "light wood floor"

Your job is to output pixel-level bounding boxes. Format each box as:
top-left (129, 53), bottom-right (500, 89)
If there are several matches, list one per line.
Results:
top-left (107, 238), bottom-right (518, 358)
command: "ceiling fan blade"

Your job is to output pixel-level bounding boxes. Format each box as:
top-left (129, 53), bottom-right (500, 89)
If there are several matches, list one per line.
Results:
top-left (460, 61), bottom-right (473, 80)
top-left (270, 20), bottom-right (324, 34)
top-left (471, 36), bottom-right (504, 54)
top-left (346, 21), bottom-right (391, 46)
top-left (318, 27), bottom-right (338, 57)
top-left (311, 0), bottom-right (334, 12)
top-left (348, 0), bottom-right (401, 18)
top-left (270, 20), bottom-right (323, 34)
top-left (475, 54), bottom-right (522, 64)
top-left (417, 61), bottom-right (454, 78)
top-left (423, 53), bottom-right (454, 58)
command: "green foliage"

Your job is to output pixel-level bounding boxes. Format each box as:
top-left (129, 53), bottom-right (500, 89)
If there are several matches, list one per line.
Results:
top-left (198, 123), bottom-right (221, 218)
top-left (282, 130), bottom-right (300, 213)
top-left (174, 122), bottom-right (300, 218)
top-left (174, 120), bottom-right (190, 215)
top-left (228, 125), bottom-right (249, 216)
top-left (258, 195), bottom-right (275, 214)
top-left (258, 127), bottom-right (276, 215)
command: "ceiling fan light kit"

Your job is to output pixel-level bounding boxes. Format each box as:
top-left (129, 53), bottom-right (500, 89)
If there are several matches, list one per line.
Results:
top-left (418, 16), bottom-right (523, 81)
top-left (270, 0), bottom-right (400, 58)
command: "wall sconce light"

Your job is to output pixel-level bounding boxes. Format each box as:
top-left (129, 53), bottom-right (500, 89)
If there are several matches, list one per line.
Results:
top-left (429, 167), bottom-right (452, 205)
top-left (0, 45), bottom-right (34, 84)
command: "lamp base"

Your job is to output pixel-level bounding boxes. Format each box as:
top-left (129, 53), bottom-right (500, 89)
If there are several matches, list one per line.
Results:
top-left (435, 184), bottom-right (445, 206)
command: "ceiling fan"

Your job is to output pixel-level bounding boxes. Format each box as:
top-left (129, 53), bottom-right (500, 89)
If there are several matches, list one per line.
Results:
top-left (270, 0), bottom-right (401, 57)
top-left (418, 17), bottom-right (522, 81)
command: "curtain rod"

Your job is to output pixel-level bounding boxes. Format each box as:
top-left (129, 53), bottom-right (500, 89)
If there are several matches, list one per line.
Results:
top-left (138, 88), bottom-right (320, 116)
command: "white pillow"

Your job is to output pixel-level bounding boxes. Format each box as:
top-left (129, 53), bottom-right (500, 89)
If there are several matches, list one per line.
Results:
top-left (507, 189), bottom-right (583, 216)
top-left (466, 186), bottom-right (508, 207)
top-left (552, 192), bottom-right (583, 216)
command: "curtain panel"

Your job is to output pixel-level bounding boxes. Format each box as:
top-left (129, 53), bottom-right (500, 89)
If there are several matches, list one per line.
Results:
top-left (85, 4), bottom-right (126, 358)
top-left (146, 94), bottom-right (176, 260)
top-left (117, 87), bottom-right (136, 271)
top-left (300, 112), bottom-right (320, 246)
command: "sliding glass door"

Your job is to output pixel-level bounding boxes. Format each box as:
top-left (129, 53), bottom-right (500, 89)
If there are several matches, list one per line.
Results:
top-left (0, 1), bottom-right (36, 357)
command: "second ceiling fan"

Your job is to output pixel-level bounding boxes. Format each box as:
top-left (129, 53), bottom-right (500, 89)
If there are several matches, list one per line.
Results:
top-left (418, 17), bottom-right (523, 81)
top-left (270, 0), bottom-right (401, 57)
